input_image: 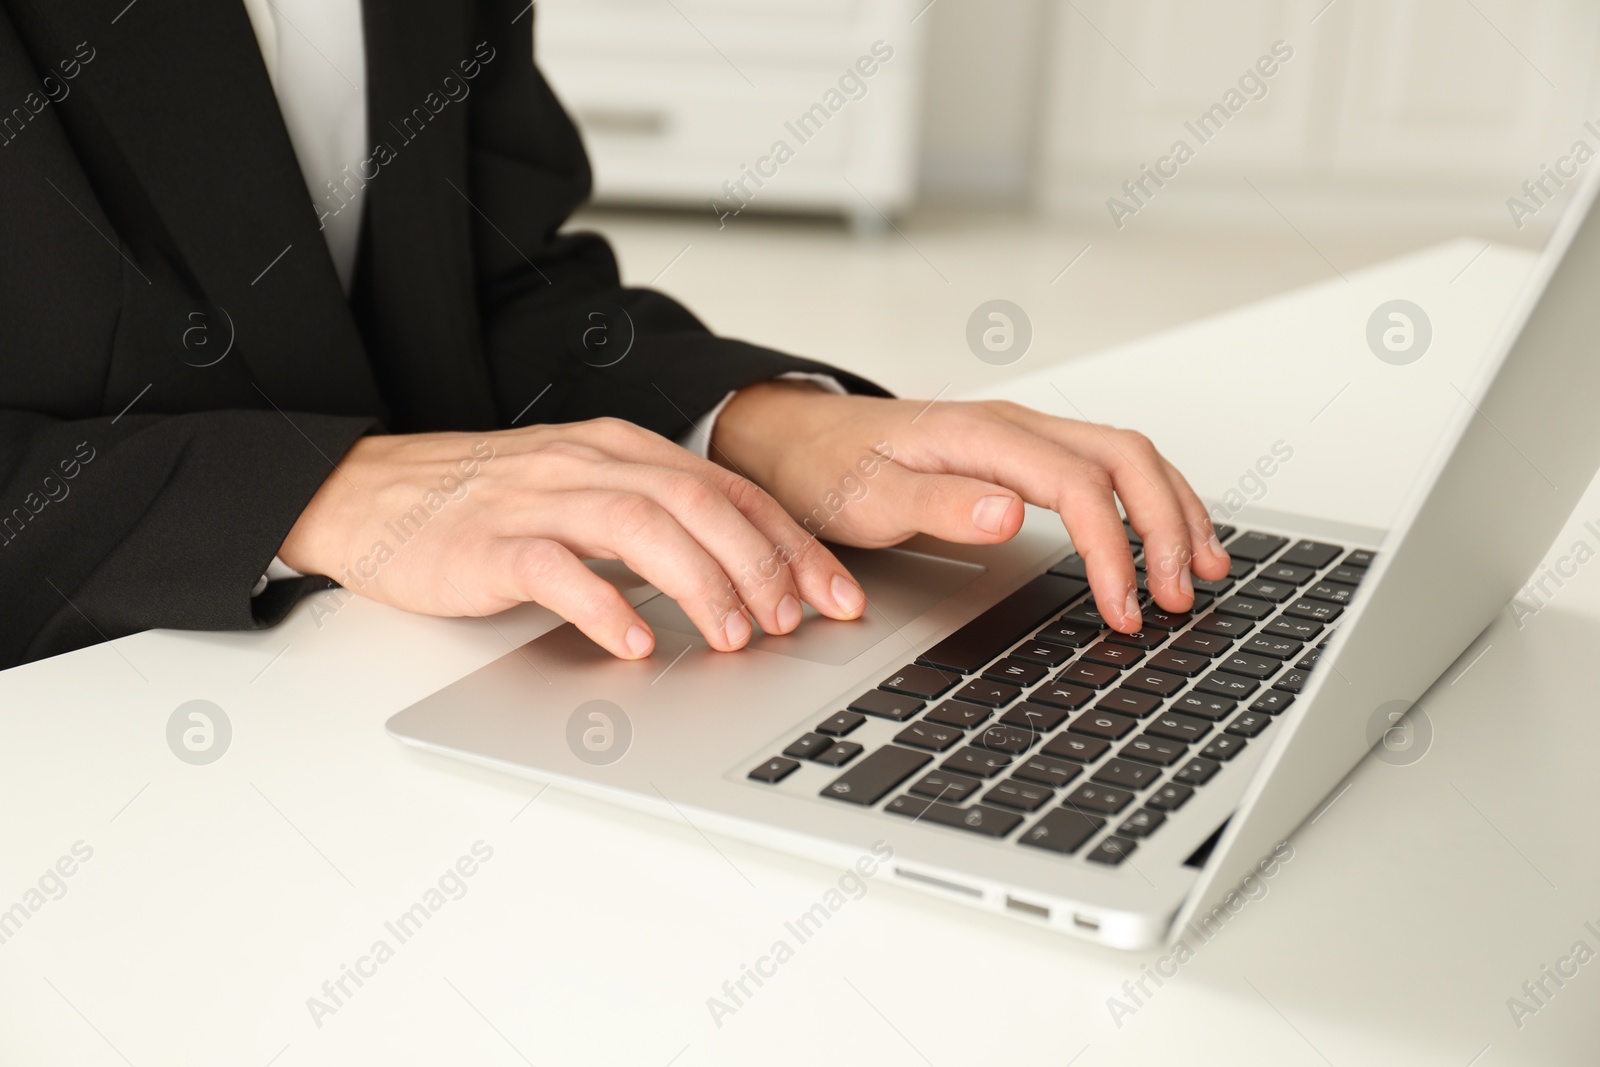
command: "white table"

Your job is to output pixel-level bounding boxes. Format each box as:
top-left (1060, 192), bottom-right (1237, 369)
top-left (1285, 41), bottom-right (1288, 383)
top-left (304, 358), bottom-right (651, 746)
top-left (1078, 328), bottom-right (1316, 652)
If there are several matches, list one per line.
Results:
top-left (3, 241), bottom-right (1595, 1066)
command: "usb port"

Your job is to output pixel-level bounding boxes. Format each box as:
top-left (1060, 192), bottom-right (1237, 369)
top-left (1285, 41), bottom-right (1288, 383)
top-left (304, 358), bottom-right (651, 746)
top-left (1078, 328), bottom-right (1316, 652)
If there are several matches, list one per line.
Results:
top-left (1005, 896), bottom-right (1050, 919)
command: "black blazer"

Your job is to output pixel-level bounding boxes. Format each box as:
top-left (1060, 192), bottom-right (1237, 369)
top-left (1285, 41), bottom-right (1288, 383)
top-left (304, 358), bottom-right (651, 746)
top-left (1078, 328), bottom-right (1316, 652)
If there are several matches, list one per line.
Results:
top-left (0, 0), bottom-right (883, 668)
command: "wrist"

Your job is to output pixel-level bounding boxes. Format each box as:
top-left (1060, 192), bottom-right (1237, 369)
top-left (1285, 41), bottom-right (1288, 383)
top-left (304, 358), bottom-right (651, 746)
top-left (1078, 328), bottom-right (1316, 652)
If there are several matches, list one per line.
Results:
top-left (710, 379), bottom-right (830, 483)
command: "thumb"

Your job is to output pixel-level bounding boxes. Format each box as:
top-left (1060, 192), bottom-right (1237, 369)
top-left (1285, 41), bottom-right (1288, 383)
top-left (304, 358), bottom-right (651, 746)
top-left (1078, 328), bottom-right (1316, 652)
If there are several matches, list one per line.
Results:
top-left (875, 464), bottom-right (1025, 544)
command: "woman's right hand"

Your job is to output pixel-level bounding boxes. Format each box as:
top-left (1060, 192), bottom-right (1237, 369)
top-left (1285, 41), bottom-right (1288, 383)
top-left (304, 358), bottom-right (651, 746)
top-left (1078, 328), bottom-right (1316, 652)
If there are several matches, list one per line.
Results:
top-left (276, 418), bottom-right (869, 658)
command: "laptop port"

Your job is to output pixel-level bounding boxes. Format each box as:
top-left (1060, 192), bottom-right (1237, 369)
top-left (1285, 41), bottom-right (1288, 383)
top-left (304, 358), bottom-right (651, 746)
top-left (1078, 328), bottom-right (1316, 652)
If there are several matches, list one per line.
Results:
top-left (1005, 896), bottom-right (1050, 919)
top-left (1073, 913), bottom-right (1101, 931)
top-left (893, 866), bottom-right (982, 897)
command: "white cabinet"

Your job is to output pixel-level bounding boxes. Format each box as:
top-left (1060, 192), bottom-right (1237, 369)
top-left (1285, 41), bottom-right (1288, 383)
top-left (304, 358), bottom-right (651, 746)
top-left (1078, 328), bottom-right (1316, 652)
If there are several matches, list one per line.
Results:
top-left (534, 0), bottom-right (927, 226)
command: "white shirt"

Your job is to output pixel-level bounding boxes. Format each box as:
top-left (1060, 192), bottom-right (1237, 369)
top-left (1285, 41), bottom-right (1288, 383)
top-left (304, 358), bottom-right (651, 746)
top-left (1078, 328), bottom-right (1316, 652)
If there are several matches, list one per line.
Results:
top-left (240, 2), bottom-right (840, 589)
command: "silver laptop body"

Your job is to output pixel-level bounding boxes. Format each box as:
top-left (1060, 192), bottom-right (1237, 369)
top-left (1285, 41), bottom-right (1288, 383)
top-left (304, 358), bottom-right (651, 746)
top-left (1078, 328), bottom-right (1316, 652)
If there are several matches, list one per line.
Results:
top-left (387, 169), bottom-right (1600, 950)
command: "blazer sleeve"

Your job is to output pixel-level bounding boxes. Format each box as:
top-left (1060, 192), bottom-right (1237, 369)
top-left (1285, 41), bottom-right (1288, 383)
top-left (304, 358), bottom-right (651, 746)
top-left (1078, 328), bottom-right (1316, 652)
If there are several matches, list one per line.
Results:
top-left (464, 2), bottom-right (891, 436)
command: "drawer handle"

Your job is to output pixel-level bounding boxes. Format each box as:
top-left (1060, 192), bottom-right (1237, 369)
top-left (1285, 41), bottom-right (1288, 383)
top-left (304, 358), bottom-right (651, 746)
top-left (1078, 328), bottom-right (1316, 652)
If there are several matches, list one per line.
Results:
top-left (576, 108), bottom-right (669, 136)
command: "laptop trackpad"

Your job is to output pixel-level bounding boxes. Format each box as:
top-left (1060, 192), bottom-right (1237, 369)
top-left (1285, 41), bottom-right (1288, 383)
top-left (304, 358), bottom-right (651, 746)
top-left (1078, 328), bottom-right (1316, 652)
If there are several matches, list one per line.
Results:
top-left (634, 547), bottom-right (984, 666)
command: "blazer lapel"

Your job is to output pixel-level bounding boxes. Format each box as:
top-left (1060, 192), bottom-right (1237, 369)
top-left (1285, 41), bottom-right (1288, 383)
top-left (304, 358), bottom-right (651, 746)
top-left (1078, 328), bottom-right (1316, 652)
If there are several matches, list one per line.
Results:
top-left (20, 0), bottom-right (388, 418)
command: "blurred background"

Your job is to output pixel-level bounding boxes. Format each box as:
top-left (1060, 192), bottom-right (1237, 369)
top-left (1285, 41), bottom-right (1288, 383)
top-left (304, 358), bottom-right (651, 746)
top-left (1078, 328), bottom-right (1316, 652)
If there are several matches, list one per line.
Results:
top-left (534, 0), bottom-right (1600, 397)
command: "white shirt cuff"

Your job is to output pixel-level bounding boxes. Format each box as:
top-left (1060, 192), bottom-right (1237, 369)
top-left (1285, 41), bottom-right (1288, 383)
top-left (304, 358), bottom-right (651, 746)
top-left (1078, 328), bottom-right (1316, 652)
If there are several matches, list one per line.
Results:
top-left (674, 372), bottom-right (847, 459)
top-left (252, 555), bottom-right (304, 597)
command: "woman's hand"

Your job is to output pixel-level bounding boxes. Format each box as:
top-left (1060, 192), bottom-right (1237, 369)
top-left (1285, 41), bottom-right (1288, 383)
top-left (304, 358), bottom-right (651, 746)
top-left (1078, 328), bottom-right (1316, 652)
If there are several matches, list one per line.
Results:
top-left (711, 381), bottom-right (1231, 633)
top-left (277, 418), bottom-right (868, 658)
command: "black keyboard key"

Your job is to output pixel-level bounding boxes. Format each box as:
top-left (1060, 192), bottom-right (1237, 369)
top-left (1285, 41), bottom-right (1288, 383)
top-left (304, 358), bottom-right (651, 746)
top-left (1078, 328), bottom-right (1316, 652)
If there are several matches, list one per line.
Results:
top-left (1196, 670), bottom-right (1260, 699)
top-left (1263, 616), bottom-right (1323, 642)
top-left (973, 724), bottom-right (1039, 755)
top-left (748, 757), bottom-right (800, 783)
top-left (817, 711), bottom-right (866, 737)
top-left (1192, 575), bottom-right (1235, 596)
top-left (1057, 662), bottom-right (1120, 690)
top-left (1146, 711), bottom-right (1212, 744)
top-left (1095, 687), bottom-right (1162, 718)
top-left (1010, 641), bottom-right (1075, 667)
top-left (1258, 562), bottom-right (1315, 585)
top-left (1062, 604), bottom-right (1114, 629)
top-left (1093, 758), bottom-right (1160, 789)
top-left (1041, 733), bottom-right (1109, 763)
top-left (1229, 558), bottom-right (1257, 579)
top-left (1226, 531), bottom-right (1288, 561)
top-left (984, 780), bottom-right (1056, 812)
top-left (1295, 647), bottom-right (1322, 671)
top-left (881, 665), bottom-right (961, 700)
top-left (1031, 682), bottom-right (1096, 711)
top-left (1172, 692), bottom-right (1236, 721)
top-left (999, 701), bottom-right (1071, 734)
top-left (1172, 630), bottom-right (1234, 657)
top-left (1277, 539), bottom-right (1343, 570)
top-left (1218, 651), bottom-right (1281, 680)
top-left (886, 797), bottom-right (1023, 837)
top-left (1239, 579), bottom-right (1297, 603)
top-left (1048, 554), bottom-right (1088, 580)
top-left (1249, 690), bottom-right (1294, 715)
top-left (1216, 596), bottom-right (1275, 621)
top-left (1317, 627), bottom-right (1339, 647)
top-left (820, 745), bottom-right (930, 804)
top-left (1012, 754), bottom-right (1083, 789)
top-left (895, 722), bottom-right (964, 752)
top-left (1146, 782), bottom-right (1194, 811)
top-left (1273, 669), bottom-right (1309, 693)
top-left (1194, 612), bottom-right (1255, 637)
top-left (955, 679), bottom-right (1022, 708)
top-left (1326, 565), bottom-right (1366, 585)
top-left (1147, 649), bottom-right (1210, 676)
top-left (1173, 756), bottom-right (1221, 786)
top-left (1200, 735), bottom-right (1247, 761)
top-left (1117, 809), bottom-right (1167, 838)
top-left (1019, 808), bottom-right (1105, 854)
top-left (1064, 783), bottom-right (1135, 815)
top-left (784, 732), bottom-right (832, 760)
top-left (1086, 835), bottom-right (1138, 866)
top-left (1104, 628), bottom-right (1168, 651)
top-left (1121, 668), bottom-right (1186, 698)
top-left (1034, 621), bottom-right (1100, 648)
top-left (918, 574), bottom-right (1088, 674)
top-left (1083, 641), bottom-right (1144, 668)
top-left (1226, 710), bottom-right (1272, 737)
top-left (1213, 524), bottom-right (1237, 542)
top-left (1344, 549), bottom-right (1377, 568)
top-left (1068, 710), bottom-right (1137, 741)
top-left (1285, 598), bottom-right (1342, 624)
top-left (849, 689), bottom-right (925, 722)
top-left (982, 657), bottom-right (1049, 687)
top-left (1243, 634), bottom-right (1302, 660)
top-left (814, 742), bottom-right (864, 766)
top-left (1120, 734), bottom-right (1187, 767)
top-left (910, 771), bottom-right (982, 803)
top-left (924, 700), bottom-right (992, 730)
top-left (941, 746), bottom-right (1013, 778)
top-left (1305, 580), bottom-right (1357, 606)
top-left (1139, 607), bottom-right (1194, 632)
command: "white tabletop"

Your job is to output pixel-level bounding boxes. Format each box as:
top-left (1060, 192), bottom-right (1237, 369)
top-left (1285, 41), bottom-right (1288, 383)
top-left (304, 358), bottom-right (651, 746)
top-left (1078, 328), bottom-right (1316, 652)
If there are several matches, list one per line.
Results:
top-left (2, 240), bottom-right (1595, 1067)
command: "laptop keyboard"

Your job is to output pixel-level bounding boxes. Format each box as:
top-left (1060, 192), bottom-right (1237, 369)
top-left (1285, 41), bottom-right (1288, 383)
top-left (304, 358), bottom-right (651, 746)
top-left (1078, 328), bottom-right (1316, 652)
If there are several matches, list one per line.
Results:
top-left (746, 526), bottom-right (1375, 867)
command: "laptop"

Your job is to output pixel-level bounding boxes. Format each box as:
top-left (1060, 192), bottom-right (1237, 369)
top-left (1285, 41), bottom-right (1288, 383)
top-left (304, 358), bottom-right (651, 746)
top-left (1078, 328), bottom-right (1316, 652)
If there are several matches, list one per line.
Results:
top-left (387, 167), bottom-right (1600, 950)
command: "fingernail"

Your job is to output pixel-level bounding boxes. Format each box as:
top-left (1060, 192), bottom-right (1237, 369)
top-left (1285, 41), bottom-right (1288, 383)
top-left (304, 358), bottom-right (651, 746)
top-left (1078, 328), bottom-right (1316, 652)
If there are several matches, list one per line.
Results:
top-left (724, 609), bottom-right (752, 648)
top-left (776, 594), bottom-right (802, 633)
top-left (831, 574), bottom-right (866, 617)
top-left (1207, 532), bottom-right (1226, 558)
top-left (972, 495), bottom-right (1012, 535)
top-left (1122, 587), bottom-right (1142, 629)
top-left (1179, 566), bottom-right (1194, 599)
top-left (625, 624), bottom-right (653, 658)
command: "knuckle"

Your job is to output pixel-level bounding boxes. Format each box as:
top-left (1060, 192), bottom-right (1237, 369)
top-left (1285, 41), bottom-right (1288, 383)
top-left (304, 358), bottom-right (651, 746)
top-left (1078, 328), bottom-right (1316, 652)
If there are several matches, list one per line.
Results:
top-left (667, 472), bottom-right (725, 514)
top-left (512, 539), bottom-right (566, 591)
top-left (606, 492), bottom-right (665, 544)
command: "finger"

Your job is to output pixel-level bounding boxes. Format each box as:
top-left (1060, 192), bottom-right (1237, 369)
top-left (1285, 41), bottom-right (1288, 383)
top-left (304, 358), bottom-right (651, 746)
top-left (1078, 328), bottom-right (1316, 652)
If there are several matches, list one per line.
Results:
top-left (900, 415), bottom-right (1141, 631)
top-left (979, 407), bottom-right (1195, 614)
top-left (606, 464), bottom-right (808, 637)
top-left (559, 419), bottom-right (867, 622)
top-left (1159, 457), bottom-right (1231, 580)
top-left (489, 537), bottom-right (657, 660)
top-left (550, 490), bottom-right (755, 652)
top-left (869, 464), bottom-right (1025, 544)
